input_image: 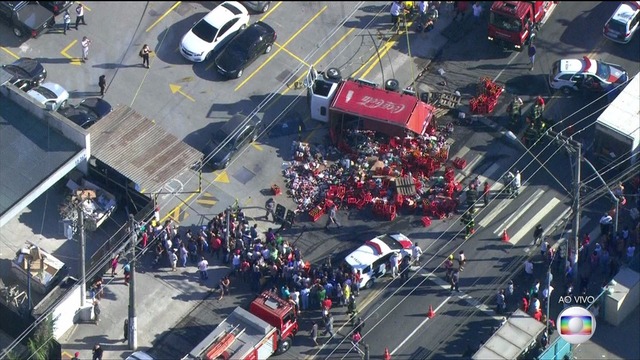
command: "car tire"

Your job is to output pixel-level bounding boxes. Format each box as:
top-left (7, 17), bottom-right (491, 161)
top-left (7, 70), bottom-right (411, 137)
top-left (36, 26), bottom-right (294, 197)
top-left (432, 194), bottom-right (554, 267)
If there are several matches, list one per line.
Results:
top-left (365, 280), bottom-right (373, 289)
top-left (240, 23), bottom-right (247, 31)
top-left (385, 79), bottom-right (400, 92)
top-left (60, 100), bottom-right (67, 109)
top-left (560, 87), bottom-right (572, 95)
top-left (261, 3), bottom-right (270, 13)
top-left (13, 27), bottom-right (23, 37)
top-left (236, 69), bottom-right (243, 78)
top-left (277, 337), bottom-right (292, 354)
top-left (223, 160), bottom-right (230, 169)
top-left (326, 67), bottom-right (341, 81)
top-left (265, 44), bottom-right (272, 54)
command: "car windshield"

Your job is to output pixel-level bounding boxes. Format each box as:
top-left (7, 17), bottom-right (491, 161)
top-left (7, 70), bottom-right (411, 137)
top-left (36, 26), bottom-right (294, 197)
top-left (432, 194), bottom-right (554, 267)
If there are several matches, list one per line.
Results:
top-left (4, 65), bottom-right (29, 78)
top-left (32, 87), bottom-right (56, 99)
top-left (212, 131), bottom-right (235, 153)
top-left (191, 20), bottom-right (219, 43)
top-left (607, 19), bottom-right (627, 33)
top-left (77, 105), bottom-right (100, 120)
top-left (595, 61), bottom-right (611, 80)
top-left (489, 13), bottom-right (522, 32)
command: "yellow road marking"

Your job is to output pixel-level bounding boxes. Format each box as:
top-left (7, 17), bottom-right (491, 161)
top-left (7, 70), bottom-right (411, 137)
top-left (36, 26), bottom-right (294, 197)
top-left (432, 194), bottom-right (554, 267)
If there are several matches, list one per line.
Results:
top-left (274, 42), bottom-right (309, 67)
top-left (361, 40), bottom-right (395, 79)
top-left (169, 83), bottom-right (195, 102)
top-left (251, 143), bottom-right (263, 151)
top-left (60, 40), bottom-right (82, 66)
top-left (234, 5), bottom-right (328, 92)
top-left (61, 351), bottom-right (73, 359)
top-left (259, 1), bottom-right (282, 22)
top-left (214, 170), bottom-right (230, 183)
top-left (281, 28), bottom-right (355, 97)
top-left (160, 192), bottom-right (196, 223)
top-left (146, 1), bottom-right (182, 33)
top-left (1, 47), bottom-right (20, 59)
top-left (196, 192), bottom-right (218, 207)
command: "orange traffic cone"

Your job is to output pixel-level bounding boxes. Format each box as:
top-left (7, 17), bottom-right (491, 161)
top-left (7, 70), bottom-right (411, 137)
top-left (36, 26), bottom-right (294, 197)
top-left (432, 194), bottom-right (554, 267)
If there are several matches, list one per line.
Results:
top-left (383, 347), bottom-right (391, 360)
top-left (427, 304), bottom-right (435, 318)
top-left (502, 229), bottom-right (510, 242)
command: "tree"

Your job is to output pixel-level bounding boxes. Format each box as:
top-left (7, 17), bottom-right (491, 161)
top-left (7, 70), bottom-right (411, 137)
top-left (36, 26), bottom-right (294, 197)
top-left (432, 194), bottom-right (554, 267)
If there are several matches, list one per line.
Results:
top-left (26, 315), bottom-right (56, 360)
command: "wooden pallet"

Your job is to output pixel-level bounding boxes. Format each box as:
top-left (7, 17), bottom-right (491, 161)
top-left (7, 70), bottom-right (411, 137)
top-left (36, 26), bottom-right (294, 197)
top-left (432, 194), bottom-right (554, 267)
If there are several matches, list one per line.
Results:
top-left (433, 107), bottom-right (450, 118)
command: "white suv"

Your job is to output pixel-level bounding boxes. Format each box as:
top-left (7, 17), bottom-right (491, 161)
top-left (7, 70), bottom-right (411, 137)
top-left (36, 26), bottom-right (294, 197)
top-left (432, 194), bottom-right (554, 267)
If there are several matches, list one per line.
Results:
top-left (180, 1), bottom-right (250, 62)
top-left (603, 1), bottom-right (640, 44)
top-left (342, 233), bottom-right (412, 290)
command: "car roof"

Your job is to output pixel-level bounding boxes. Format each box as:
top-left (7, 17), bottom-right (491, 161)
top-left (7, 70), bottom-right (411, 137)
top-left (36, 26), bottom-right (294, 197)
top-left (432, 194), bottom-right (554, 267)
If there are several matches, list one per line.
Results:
top-left (344, 233), bottom-right (412, 269)
top-left (612, 1), bottom-right (640, 23)
top-left (39, 82), bottom-right (67, 96)
top-left (232, 21), bottom-right (274, 47)
top-left (559, 57), bottom-right (597, 76)
top-left (203, 1), bottom-right (246, 28)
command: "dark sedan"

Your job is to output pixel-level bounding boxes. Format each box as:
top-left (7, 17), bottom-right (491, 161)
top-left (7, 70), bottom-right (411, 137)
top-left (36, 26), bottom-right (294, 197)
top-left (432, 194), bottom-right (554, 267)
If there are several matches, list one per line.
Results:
top-left (2, 57), bottom-right (46, 91)
top-left (58, 98), bottom-right (112, 129)
top-left (215, 21), bottom-right (276, 79)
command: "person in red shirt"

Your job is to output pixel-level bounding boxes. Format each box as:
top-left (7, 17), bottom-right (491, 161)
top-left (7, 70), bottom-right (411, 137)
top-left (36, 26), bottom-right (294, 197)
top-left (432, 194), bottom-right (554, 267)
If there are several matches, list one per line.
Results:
top-left (210, 233), bottom-right (222, 260)
top-left (322, 297), bottom-right (333, 312)
top-left (240, 258), bottom-right (250, 283)
top-left (533, 308), bottom-right (543, 322)
top-left (483, 181), bottom-right (490, 207)
top-left (521, 295), bottom-right (529, 313)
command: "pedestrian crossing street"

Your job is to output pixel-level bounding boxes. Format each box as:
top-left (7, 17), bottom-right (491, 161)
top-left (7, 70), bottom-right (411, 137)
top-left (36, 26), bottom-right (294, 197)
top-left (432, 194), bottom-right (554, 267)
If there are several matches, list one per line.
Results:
top-left (449, 146), bottom-right (568, 247)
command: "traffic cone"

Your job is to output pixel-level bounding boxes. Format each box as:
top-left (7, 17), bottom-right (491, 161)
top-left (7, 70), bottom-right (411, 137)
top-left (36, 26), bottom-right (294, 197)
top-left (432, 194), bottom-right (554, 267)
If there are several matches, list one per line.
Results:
top-left (427, 304), bottom-right (435, 318)
top-left (502, 229), bottom-right (510, 242)
top-left (383, 347), bottom-right (391, 360)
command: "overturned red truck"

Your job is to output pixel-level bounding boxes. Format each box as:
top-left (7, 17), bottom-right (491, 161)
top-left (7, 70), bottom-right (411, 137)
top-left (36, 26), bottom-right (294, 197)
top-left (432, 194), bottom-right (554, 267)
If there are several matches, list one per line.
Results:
top-left (306, 67), bottom-right (435, 146)
top-left (488, 1), bottom-right (558, 51)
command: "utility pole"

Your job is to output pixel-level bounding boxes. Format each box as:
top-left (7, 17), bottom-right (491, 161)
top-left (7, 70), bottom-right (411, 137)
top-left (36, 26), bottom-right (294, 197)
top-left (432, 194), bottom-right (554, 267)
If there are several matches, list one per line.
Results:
top-left (128, 214), bottom-right (138, 350)
top-left (78, 205), bottom-right (87, 307)
top-left (572, 142), bottom-right (581, 282)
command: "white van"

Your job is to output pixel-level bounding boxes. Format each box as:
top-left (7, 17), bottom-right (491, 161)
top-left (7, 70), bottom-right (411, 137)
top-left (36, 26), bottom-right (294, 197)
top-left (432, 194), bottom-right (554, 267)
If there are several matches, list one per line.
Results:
top-left (342, 233), bottom-right (413, 289)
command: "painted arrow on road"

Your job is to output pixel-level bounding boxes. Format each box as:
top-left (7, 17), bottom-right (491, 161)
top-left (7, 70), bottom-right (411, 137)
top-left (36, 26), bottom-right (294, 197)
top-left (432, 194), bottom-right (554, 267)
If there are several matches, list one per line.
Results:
top-left (169, 84), bottom-right (195, 102)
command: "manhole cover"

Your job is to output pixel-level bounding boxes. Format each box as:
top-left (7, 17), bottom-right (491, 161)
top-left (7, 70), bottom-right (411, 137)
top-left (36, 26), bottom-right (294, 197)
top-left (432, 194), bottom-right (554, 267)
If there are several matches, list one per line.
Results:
top-left (276, 69), bottom-right (292, 84)
top-left (233, 167), bottom-right (256, 185)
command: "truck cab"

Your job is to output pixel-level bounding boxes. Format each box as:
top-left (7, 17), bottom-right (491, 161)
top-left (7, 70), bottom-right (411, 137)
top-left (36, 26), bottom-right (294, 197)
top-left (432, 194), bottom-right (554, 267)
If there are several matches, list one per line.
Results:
top-left (249, 291), bottom-right (299, 354)
top-left (488, 1), bottom-right (556, 51)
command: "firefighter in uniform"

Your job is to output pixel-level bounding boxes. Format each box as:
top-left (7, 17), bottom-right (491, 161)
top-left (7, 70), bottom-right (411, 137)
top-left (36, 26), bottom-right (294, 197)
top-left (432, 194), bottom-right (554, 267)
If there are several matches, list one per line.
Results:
top-left (461, 212), bottom-right (475, 240)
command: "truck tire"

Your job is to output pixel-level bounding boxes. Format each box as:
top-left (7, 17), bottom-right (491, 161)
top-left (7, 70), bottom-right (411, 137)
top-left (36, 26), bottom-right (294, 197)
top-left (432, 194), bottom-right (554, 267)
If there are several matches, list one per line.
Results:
top-left (385, 79), bottom-right (400, 92)
top-left (326, 67), bottom-right (341, 81)
top-left (277, 337), bottom-right (292, 354)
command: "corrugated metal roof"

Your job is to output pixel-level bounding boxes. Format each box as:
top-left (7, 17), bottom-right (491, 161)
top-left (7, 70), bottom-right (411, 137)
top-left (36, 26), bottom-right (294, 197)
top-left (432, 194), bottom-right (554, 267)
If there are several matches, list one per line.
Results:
top-left (89, 105), bottom-right (202, 193)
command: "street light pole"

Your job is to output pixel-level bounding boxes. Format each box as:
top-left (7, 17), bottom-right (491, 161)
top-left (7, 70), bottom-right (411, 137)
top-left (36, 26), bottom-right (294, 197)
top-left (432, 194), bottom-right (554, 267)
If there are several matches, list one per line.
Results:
top-left (128, 214), bottom-right (138, 350)
top-left (582, 158), bottom-right (621, 235)
top-left (572, 143), bottom-right (582, 282)
top-left (77, 205), bottom-right (87, 307)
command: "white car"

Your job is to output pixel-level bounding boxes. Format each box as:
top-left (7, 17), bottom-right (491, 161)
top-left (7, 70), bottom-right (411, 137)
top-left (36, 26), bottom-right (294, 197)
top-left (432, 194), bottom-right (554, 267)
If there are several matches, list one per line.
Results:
top-left (180, 1), bottom-right (250, 62)
top-left (549, 57), bottom-right (628, 94)
top-left (342, 233), bottom-right (413, 290)
top-left (26, 82), bottom-right (69, 110)
top-left (603, 1), bottom-right (640, 44)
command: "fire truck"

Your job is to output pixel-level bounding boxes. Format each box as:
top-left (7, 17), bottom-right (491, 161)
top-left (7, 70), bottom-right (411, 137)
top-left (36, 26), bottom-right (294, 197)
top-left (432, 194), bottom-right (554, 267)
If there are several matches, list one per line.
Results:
top-left (183, 291), bottom-right (299, 360)
top-left (488, 1), bottom-right (558, 51)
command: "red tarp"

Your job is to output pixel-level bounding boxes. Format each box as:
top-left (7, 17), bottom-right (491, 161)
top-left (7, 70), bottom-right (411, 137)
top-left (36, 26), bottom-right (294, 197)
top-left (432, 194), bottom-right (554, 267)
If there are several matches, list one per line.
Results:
top-left (330, 80), bottom-right (434, 136)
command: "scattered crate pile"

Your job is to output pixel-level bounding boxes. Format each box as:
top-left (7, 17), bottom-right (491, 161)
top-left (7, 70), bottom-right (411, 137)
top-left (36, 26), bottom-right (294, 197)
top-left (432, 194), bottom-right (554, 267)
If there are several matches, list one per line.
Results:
top-left (469, 77), bottom-right (504, 114)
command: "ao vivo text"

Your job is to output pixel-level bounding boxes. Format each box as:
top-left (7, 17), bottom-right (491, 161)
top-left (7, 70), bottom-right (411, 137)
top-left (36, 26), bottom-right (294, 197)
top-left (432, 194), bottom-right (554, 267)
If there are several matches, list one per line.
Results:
top-left (558, 295), bottom-right (596, 305)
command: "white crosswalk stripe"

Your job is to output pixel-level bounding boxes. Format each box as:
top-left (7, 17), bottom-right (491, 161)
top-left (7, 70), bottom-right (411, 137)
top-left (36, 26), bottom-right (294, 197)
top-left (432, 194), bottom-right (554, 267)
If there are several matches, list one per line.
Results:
top-left (508, 197), bottom-right (562, 244)
top-left (477, 185), bottom-right (528, 227)
top-left (493, 189), bottom-right (545, 235)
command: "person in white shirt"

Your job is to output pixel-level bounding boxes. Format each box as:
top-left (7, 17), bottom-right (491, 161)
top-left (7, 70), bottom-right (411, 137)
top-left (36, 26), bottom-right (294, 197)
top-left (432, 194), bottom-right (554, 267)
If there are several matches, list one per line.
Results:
top-left (514, 170), bottom-right (522, 195)
top-left (472, 2), bottom-right (482, 23)
top-left (412, 242), bottom-right (423, 265)
top-left (390, 1), bottom-right (404, 31)
top-left (198, 257), bottom-right (209, 280)
top-left (524, 259), bottom-right (534, 279)
top-left (390, 252), bottom-right (399, 278)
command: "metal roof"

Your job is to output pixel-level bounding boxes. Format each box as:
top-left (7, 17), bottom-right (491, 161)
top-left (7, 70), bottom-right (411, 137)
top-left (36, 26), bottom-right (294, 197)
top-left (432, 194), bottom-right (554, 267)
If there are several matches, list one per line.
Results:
top-left (89, 105), bottom-right (203, 193)
top-left (596, 72), bottom-right (640, 138)
top-left (473, 309), bottom-right (546, 360)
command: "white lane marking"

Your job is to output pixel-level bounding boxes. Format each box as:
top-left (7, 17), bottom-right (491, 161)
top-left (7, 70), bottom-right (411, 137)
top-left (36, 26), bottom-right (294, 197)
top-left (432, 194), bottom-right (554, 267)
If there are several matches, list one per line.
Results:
top-left (509, 197), bottom-right (562, 244)
top-left (478, 185), bottom-right (528, 227)
top-left (390, 294), bottom-right (452, 356)
top-left (454, 146), bottom-right (471, 160)
top-left (493, 188), bottom-right (545, 235)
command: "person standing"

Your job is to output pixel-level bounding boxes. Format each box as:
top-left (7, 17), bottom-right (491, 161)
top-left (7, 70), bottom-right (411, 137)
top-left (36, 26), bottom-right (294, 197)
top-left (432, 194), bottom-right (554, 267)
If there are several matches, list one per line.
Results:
top-left (389, 252), bottom-right (399, 278)
top-left (265, 198), bottom-right (276, 222)
top-left (219, 276), bottom-right (230, 300)
top-left (110, 254), bottom-right (119, 277)
top-left (514, 170), bottom-right (522, 196)
top-left (98, 75), bottom-right (106, 96)
top-left (92, 344), bottom-right (103, 360)
top-left (323, 312), bottom-right (334, 337)
top-left (496, 289), bottom-right (506, 314)
top-left (450, 269), bottom-right (460, 292)
top-left (417, 1), bottom-right (428, 31)
top-left (93, 300), bottom-right (101, 324)
top-left (540, 239), bottom-right (549, 259)
top-left (310, 321), bottom-right (319, 346)
top-left (123, 263), bottom-right (131, 285)
top-left (412, 242), bottom-right (423, 265)
top-left (71, 352), bottom-right (80, 360)
top-left (325, 204), bottom-right (342, 229)
top-left (198, 257), bottom-right (209, 280)
top-left (483, 181), bottom-right (490, 206)
top-left (533, 224), bottom-right (544, 245)
top-left (123, 318), bottom-right (129, 343)
top-left (458, 250), bottom-right (466, 272)
top-left (528, 43), bottom-right (536, 71)
top-left (170, 249), bottom-right (178, 271)
top-left (453, 1), bottom-right (468, 21)
top-left (63, 10), bottom-right (71, 35)
top-left (472, 2), bottom-right (482, 24)
top-left (140, 44), bottom-right (151, 68)
top-left (599, 213), bottom-right (613, 237)
top-left (180, 244), bottom-right (188, 268)
top-left (81, 36), bottom-right (91, 62)
top-left (75, 4), bottom-right (86, 30)
top-left (390, 1), bottom-right (404, 31)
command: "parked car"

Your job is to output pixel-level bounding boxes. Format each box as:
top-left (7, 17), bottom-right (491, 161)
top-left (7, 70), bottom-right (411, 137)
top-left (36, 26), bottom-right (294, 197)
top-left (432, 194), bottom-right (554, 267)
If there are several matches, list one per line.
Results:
top-left (243, 1), bottom-right (271, 13)
top-left (215, 21), bottom-right (276, 78)
top-left (1, 57), bottom-right (46, 91)
top-left (26, 82), bottom-right (69, 110)
top-left (549, 56), bottom-right (629, 94)
top-left (0, 1), bottom-right (55, 38)
top-left (125, 351), bottom-right (154, 360)
top-left (38, 1), bottom-right (73, 16)
top-left (58, 98), bottom-right (112, 129)
top-left (603, 1), bottom-right (640, 44)
top-left (179, 1), bottom-right (250, 62)
top-left (204, 114), bottom-right (261, 169)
